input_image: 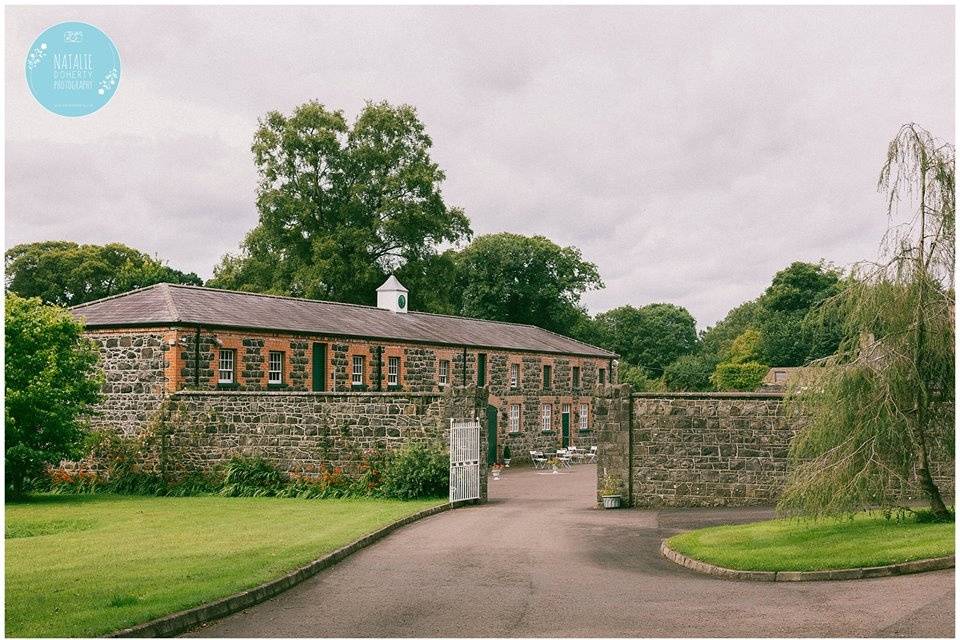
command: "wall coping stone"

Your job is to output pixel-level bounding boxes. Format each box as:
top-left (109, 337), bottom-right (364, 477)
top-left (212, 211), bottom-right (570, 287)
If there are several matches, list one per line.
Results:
top-left (660, 540), bottom-right (954, 582)
top-left (109, 502), bottom-right (456, 638)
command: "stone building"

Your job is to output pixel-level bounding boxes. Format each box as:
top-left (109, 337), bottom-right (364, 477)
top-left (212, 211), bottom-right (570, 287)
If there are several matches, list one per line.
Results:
top-left (71, 277), bottom-right (617, 464)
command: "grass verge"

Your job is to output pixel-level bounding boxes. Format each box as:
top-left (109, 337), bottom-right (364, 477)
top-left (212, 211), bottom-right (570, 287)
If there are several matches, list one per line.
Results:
top-left (5, 493), bottom-right (444, 637)
top-left (665, 511), bottom-right (954, 572)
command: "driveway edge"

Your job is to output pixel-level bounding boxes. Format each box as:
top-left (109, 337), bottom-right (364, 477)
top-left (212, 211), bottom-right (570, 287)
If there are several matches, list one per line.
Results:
top-left (109, 502), bottom-right (454, 638)
top-left (660, 540), bottom-right (955, 582)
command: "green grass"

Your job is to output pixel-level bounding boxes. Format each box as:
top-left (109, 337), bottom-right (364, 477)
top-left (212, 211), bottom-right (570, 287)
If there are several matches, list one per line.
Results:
top-left (666, 511), bottom-right (954, 572)
top-left (5, 493), bottom-right (444, 637)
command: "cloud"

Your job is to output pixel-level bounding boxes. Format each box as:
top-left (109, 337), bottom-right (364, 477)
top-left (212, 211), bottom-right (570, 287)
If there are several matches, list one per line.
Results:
top-left (5, 5), bottom-right (954, 329)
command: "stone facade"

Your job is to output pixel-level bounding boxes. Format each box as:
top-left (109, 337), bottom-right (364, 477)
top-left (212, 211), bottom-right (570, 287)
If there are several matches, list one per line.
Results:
top-left (84, 326), bottom-right (616, 467)
top-left (595, 387), bottom-right (954, 508)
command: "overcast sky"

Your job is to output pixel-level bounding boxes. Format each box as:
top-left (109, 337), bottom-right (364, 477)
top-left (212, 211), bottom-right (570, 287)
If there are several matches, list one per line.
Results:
top-left (5, 5), bottom-right (955, 329)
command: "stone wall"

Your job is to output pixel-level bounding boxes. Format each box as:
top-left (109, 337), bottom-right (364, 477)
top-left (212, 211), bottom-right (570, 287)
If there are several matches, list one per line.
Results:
top-left (595, 387), bottom-right (954, 508)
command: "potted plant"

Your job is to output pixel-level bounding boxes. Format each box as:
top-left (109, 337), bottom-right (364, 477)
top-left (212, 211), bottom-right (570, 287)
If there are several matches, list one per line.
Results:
top-left (491, 463), bottom-right (504, 480)
top-left (502, 445), bottom-right (512, 467)
top-left (547, 457), bottom-right (562, 474)
top-left (599, 472), bottom-right (622, 508)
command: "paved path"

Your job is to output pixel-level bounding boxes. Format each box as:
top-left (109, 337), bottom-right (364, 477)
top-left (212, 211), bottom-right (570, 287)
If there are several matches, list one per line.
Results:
top-left (189, 465), bottom-right (954, 637)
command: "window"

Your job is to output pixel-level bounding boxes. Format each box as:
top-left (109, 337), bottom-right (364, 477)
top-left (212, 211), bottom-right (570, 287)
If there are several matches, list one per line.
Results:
top-left (572, 366), bottom-right (581, 388)
top-left (352, 355), bottom-right (365, 386)
top-left (541, 404), bottom-right (552, 431)
top-left (543, 364), bottom-right (552, 390)
top-left (218, 349), bottom-right (235, 384)
top-left (268, 351), bottom-right (284, 385)
top-left (510, 363), bottom-right (520, 388)
top-left (439, 359), bottom-right (450, 386)
top-left (477, 353), bottom-right (487, 387)
top-left (598, 368), bottom-right (606, 385)
top-left (509, 405), bottom-right (521, 432)
top-left (562, 403), bottom-right (571, 417)
top-left (388, 356), bottom-right (400, 386)
top-left (579, 403), bottom-right (589, 430)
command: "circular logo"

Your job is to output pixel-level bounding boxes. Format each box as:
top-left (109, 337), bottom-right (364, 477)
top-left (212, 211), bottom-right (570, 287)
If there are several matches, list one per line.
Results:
top-left (25, 21), bottom-right (121, 117)
top-left (397, 294), bottom-right (406, 309)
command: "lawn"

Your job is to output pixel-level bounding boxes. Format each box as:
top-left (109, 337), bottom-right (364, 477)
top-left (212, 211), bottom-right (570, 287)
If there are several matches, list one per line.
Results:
top-left (665, 511), bottom-right (954, 572)
top-left (5, 493), bottom-right (444, 637)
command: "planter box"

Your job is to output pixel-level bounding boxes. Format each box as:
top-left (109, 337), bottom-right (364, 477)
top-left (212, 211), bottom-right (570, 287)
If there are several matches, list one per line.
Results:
top-left (601, 495), bottom-right (621, 509)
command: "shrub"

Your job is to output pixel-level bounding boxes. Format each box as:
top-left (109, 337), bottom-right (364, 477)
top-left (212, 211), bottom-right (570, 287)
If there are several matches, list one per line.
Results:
top-left (5, 294), bottom-right (102, 498)
top-left (378, 444), bottom-right (448, 500)
top-left (710, 362), bottom-right (768, 391)
top-left (219, 456), bottom-right (288, 497)
top-left (619, 363), bottom-right (666, 392)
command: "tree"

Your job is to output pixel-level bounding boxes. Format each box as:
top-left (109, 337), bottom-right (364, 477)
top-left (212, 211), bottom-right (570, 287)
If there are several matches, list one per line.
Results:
top-left (208, 100), bottom-right (471, 310)
top-left (619, 363), bottom-right (665, 392)
top-left (754, 262), bottom-right (842, 366)
top-left (779, 124), bottom-right (954, 519)
top-left (5, 294), bottom-right (102, 497)
top-left (5, 241), bottom-right (202, 306)
top-left (454, 233), bottom-right (603, 335)
top-left (593, 303), bottom-right (698, 377)
top-left (699, 299), bottom-right (763, 361)
top-left (664, 353), bottom-right (720, 391)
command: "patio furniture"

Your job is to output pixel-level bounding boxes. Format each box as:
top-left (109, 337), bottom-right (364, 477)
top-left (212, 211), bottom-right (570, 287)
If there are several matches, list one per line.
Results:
top-left (530, 450), bottom-right (548, 469)
top-left (556, 449), bottom-right (573, 469)
top-left (567, 446), bottom-right (583, 463)
top-left (583, 446), bottom-right (597, 464)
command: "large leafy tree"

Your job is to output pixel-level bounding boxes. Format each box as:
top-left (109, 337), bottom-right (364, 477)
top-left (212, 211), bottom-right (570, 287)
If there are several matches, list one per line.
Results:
top-left (208, 100), bottom-right (471, 309)
top-left (780, 124), bottom-right (954, 518)
top-left (754, 262), bottom-right (842, 366)
top-left (454, 233), bottom-right (603, 335)
top-left (5, 294), bottom-right (102, 498)
top-left (5, 241), bottom-right (202, 306)
top-left (593, 303), bottom-right (698, 377)
top-left (699, 299), bottom-right (763, 361)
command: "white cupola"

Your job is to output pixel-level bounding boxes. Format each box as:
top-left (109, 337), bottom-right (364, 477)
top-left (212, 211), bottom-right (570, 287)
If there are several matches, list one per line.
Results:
top-left (376, 275), bottom-right (409, 313)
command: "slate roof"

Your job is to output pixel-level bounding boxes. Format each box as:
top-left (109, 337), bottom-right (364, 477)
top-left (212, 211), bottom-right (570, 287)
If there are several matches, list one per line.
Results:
top-left (70, 283), bottom-right (616, 358)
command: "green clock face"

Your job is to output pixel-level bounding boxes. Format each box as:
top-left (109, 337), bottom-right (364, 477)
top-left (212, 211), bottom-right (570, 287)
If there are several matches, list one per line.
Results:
top-left (397, 294), bottom-right (406, 309)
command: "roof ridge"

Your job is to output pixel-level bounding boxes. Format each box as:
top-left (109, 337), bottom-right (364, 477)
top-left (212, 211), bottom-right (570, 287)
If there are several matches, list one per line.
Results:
top-left (69, 282), bottom-right (165, 310)
top-left (164, 283), bottom-right (394, 313)
top-left (158, 283), bottom-right (180, 322)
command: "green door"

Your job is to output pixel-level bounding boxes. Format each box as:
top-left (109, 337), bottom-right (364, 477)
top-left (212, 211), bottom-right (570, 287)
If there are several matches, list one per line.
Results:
top-left (311, 343), bottom-right (327, 391)
top-left (486, 405), bottom-right (498, 465)
top-left (561, 411), bottom-right (570, 448)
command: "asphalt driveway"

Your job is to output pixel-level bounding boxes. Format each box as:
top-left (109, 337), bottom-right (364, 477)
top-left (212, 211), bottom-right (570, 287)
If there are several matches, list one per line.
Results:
top-left (188, 464), bottom-right (954, 637)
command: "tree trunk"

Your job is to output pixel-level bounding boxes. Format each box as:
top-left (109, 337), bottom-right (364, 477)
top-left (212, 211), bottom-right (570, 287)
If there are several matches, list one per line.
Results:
top-left (916, 451), bottom-right (949, 517)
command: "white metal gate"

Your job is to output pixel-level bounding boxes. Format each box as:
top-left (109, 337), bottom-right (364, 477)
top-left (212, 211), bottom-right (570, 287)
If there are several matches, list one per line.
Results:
top-left (449, 418), bottom-right (481, 503)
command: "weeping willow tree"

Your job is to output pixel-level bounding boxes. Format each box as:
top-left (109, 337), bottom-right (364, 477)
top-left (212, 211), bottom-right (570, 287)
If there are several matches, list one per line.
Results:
top-left (779, 124), bottom-right (955, 519)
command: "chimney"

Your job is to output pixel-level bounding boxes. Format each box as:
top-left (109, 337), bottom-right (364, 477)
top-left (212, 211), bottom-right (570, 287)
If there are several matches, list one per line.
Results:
top-left (376, 275), bottom-right (408, 313)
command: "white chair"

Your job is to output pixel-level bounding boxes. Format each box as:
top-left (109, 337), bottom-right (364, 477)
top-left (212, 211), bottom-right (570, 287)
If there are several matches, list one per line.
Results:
top-left (583, 446), bottom-right (597, 464)
top-left (530, 451), bottom-right (547, 469)
top-left (568, 446), bottom-right (583, 464)
top-left (557, 449), bottom-right (573, 469)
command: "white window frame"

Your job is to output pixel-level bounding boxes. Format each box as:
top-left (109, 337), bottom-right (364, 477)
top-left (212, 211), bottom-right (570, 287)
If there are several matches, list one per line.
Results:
top-left (438, 359), bottom-right (449, 386)
top-left (541, 404), bottom-right (552, 431)
top-left (509, 404), bottom-right (521, 432)
top-left (579, 403), bottom-right (589, 430)
top-left (510, 363), bottom-right (519, 388)
top-left (388, 356), bottom-right (400, 386)
top-left (218, 349), bottom-right (235, 384)
top-left (268, 351), bottom-right (284, 385)
top-left (352, 355), bottom-right (364, 386)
